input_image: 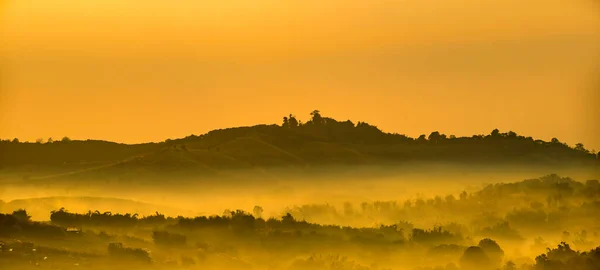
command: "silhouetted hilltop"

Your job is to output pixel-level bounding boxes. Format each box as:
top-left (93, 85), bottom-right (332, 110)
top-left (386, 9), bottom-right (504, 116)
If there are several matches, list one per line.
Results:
top-left (1, 111), bottom-right (598, 181)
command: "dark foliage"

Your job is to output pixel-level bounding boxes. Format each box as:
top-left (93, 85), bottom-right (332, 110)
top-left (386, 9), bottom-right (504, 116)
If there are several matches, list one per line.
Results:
top-left (107, 242), bottom-right (152, 263)
top-left (533, 243), bottom-right (600, 270)
top-left (2, 112), bottom-right (597, 171)
top-left (152, 230), bottom-right (187, 248)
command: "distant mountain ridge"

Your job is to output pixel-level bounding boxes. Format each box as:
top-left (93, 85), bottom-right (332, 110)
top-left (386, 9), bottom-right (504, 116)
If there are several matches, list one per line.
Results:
top-left (1, 112), bottom-right (598, 181)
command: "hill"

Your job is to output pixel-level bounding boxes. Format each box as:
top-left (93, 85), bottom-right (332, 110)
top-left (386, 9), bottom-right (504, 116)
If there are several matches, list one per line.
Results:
top-left (1, 111), bottom-right (598, 183)
top-left (0, 196), bottom-right (193, 221)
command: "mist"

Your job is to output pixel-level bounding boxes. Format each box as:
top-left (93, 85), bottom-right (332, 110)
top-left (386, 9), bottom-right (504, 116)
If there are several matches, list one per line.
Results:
top-left (2, 170), bottom-right (600, 270)
top-left (2, 1), bottom-right (600, 269)
top-left (2, 0), bottom-right (599, 149)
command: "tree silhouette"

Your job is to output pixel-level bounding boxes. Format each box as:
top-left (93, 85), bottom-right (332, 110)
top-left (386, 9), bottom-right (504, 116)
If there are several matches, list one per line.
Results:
top-left (282, 213), bottom-right (295, 225)
top-left (310, 110), bottom-right (324, 126)
top-left (152, 230), bottom-right (187, 247)
top-left (288, 114), bottom-right (299, 128)
top-left (253, 205), bottom-right (264, 218)
top-left (12, 209), bottom-right (31, 223)
top-left (282, 116), bottom-right (289, 128)
top-left (460, 246), bottom-right (492, 270)
top-left (575, 143), bottom-right (587, 153)
top-left (460, 191), bottom-right (468, 201)
top-left (478, 238), bottom-right (504, 267)
top-left (428, 131), bottom-right (446, 144)
top-left (533, 242), bottom-right (600, 270)
top-left (108, 242), bottom-right (152, 263)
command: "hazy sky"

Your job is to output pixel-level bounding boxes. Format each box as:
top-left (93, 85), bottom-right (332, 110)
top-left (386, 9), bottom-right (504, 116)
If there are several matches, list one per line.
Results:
top-left (1, 0), bottom-right (599, 150)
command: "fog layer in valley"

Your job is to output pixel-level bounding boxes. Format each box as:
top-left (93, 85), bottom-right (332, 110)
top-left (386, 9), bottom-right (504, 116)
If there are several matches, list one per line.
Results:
top-left (2, 170), bottom-right (600, 270)
top-left (1, 164), bottom-right (598, 221)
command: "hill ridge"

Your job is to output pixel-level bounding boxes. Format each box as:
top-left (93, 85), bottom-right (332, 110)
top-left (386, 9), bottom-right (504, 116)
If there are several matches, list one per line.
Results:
top-left (1, 112), bottom-right (598, 182)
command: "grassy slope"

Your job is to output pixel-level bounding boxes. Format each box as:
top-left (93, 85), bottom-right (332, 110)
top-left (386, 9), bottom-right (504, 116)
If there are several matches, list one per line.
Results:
top-left (1, 124), bottom-right (598, 184)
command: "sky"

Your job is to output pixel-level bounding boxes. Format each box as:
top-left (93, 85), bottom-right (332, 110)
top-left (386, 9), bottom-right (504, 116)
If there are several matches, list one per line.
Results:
top-left (1, 0), bottom-right (599, 150)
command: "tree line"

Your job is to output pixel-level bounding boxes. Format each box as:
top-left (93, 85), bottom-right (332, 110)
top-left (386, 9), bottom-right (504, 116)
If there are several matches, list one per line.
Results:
top-left (2, 110), bottom-right (597, 158)
top-left (279, 110), bottom-right (597, 155)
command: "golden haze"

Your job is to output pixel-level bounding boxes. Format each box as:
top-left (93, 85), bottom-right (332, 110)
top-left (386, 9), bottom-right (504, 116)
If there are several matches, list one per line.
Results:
top-left (1, 0), bottom-right (599, 149)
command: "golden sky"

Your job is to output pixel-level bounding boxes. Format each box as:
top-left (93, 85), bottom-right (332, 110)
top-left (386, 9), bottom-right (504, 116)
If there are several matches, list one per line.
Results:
top-left (1, 0), bottom-right (599, 150)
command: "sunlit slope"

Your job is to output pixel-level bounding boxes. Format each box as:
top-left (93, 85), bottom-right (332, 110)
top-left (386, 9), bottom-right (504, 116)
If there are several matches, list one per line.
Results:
top-left (0, 140), bottom-right (159, 181)
top-left (0, 140), bottom-right (157, 166)
top-left (19, 135), bottom-right (367, 183)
